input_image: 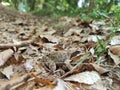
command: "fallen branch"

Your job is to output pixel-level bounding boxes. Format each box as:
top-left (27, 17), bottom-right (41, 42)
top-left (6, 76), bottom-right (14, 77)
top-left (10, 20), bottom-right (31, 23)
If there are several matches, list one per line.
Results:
top-left (0, 36), bottom-right (38, 49)
top-left (0, 40), bottom-right (32, 49)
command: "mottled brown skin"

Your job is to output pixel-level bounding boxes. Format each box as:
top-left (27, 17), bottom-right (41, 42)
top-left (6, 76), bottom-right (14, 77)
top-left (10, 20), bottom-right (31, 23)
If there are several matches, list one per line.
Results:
top-left (41, 51), bottom-right (70, 72)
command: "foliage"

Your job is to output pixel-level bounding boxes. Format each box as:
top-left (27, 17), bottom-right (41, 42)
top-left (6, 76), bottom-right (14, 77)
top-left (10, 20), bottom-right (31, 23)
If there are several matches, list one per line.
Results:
top-left (95, 37), bottom-right (107, 56)
top-left (1, 0), bottom-right (120, 22)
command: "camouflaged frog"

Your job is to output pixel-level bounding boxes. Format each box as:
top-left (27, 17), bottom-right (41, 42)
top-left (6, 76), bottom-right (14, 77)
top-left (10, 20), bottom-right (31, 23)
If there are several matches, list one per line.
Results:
top-left (41, 51), bottom-right (71, 72)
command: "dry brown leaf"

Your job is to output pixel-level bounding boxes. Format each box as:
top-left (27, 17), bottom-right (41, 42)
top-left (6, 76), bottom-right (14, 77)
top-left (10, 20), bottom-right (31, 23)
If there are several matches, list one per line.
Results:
top-left (0, 8), bottom-right (120, 90)
top-left (10, 52), bottom-right (26, 65)
top-left (53, 79), bottom-right (75, 90)
top-left (108, 45), bottom-right (120, 65)
top-left (0, 39), bottom-right (34, 49)
top-left (53, 44), bottom-right (64, 50)
top-left (61, 63), bottom-right (108, 78)
top-left (87, 35), bottom-right (104, 42)
top-left (34, 85), bottom-right (54, 90)
top-left (80, 20), bottom-right (91, 28)
top-left (89, 48), bottom-right (95, 55)
top-left (71, 55), bottom-right (83, 64)
top-left (90, 80), bottom-right (107, 90)
top-left (43, 27), bottom-right (56, 35)
top-left (91, 64), bottom-right (108, 74)
top-left (70, 51), bottom-right (80, 59)
top-left (108, 67), bottom-right (120, 81)
top-left (110, 36), bottom-right (120, 45)
top-left (0, 65), bottom-right (13, 79)
top-left (24, 61), bottom-right (33, 72)
top-left (30, 73), bottom-right (54, 85)
top-left (40, 35), bottom-right (60, 44)
top-left (64, 27), bottom-right (82, 37)
top-left (64, 71), bottom-right (101, 85)
top-left (0, 73), bottom-right (29, 90)
top-left (0, 49), bottom-right (14, 66)
top-left (0, 71), bottom-right (41, 90)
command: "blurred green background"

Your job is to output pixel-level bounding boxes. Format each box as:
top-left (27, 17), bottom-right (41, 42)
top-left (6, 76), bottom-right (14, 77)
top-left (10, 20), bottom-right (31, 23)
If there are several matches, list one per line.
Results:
top-left (0, 0), bottom-right (120, 21)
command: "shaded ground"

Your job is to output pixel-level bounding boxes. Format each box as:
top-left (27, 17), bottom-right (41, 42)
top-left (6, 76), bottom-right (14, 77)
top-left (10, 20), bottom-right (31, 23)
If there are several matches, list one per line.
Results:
top-left (0, 5), bottom-right (120, 90)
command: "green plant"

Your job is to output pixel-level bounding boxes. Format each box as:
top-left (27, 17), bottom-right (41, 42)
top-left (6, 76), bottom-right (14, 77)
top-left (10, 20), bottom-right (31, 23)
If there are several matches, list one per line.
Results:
top-left (95, 37), bottom-right (107, 64)
top-left (73, 53), bottom-right (91, 69)
top-left (57, 23), bottom-right (64, 30)
top-left (95, 37), bottom-right (107, 55)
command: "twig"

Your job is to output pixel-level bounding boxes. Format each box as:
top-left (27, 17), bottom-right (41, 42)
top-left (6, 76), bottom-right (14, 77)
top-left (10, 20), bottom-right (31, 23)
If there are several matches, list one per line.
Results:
top-left (0, 36), bottom-right (38, 49)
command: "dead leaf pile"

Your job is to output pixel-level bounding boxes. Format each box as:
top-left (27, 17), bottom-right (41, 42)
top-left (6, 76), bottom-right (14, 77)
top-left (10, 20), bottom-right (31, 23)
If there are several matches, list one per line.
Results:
top-left (0, 5), bottom-right (120, 90)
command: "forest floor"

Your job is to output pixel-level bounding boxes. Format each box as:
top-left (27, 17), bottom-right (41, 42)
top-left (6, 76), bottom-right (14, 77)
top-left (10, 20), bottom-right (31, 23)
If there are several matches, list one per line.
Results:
top-left (0, 5), bottom-right (120, 90)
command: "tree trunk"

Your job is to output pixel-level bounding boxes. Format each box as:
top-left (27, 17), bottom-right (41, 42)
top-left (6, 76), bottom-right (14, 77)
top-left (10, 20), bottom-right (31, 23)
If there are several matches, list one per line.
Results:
top-left (43, 0), bottom-right (48, 9)
top-left (87, 0), bottom-right (94, 14)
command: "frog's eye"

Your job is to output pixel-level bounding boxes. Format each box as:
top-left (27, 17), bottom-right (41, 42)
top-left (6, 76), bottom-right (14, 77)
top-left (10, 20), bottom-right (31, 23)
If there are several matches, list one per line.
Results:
top-left (46, 53), bottom-right (50, 56)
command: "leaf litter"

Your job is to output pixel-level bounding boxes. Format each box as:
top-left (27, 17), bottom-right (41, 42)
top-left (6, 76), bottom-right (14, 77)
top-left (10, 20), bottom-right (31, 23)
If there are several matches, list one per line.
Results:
top-left (0, 6), bottom-right (120, 90)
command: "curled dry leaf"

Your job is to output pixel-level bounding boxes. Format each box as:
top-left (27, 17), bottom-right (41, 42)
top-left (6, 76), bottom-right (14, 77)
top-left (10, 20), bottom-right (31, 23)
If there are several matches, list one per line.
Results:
top-left (40, 35), bottom-right (60, 44)
top-left (0, 49), bottom-right (14, 66)
top-left (43, 27), bottom-right (56, 35)
top-left (90, 79), bottom-right (107, 90)
top-left (90, 21), bottom-right (105, 30)
top-left (89, 48), bottom-right (95, 55)
top-left (10, 53), bottom-right (26, 65)
top-left (108, 45), bottom-right (120, 65)
top-left (35, 85), bottom-right (54, 90)
top-left (64, 71), bottom-right (101, 85)
top-left (0, 73), bottom-right (29, 90)
top-left (53, 79), bottom-right (74, 90)
top-left (30, 73), bottom-right (54, 85)
top-left (64, 28), bottom-right (82, 37)
top-left (0, 39), bottom-right (34, 49)
top-left (87, 35), bottom-right (104, 42)
top-left (108, 67), bottom-right (120, 81)
top-left (1, 65), bottom-right (13, 79)
top-left (53, 44), bottom-right (64, 50)
top-left (91, 64), bottom-right (108, 74)
top-left (89, 23), bottom-right (99, 30)
top-left (110, 36), bottom-right (120, 45)
top-left (61, 63), bottom-right (108, 78)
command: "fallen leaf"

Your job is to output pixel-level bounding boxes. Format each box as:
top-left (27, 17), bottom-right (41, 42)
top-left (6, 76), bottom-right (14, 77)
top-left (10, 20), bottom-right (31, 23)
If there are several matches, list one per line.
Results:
top-left (53, 79), bottom-right (74, 90)
top-left (61, 63), bottom-right (107, 78)
top-left (110, 36), bottom-right (120, 45)
top-left (70, 51), bottom-right (80, 59)
top-left (24, 61), bottom-right (33, 71)
top-left (34, 85), bottom-right (54, 90)
top-left (87, 35), bottom-right (104, 42)
top-left (108, 45), bottom-right (120, 65)
top-left (90, 79), bottom-right (107, 90)
top-left (1, 65), bottom-right (13, 79)
top-left (40, 35), bottom-right (60, 43)
top-left (89, 48), bottom-right (95, 55)
top-left (53, 44), bottom-right (64, 50)
top-left (43, 27), bottom-right (56, 35)
top-left (64, 71), bottom-right (101, 85)
top-left (0, 49), bottom-right (14, 66)
top-left (64, 27), bottom-right (82, 37)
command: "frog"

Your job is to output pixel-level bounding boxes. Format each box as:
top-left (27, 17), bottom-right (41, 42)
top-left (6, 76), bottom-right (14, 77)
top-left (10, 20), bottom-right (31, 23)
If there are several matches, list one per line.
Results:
top-left (41, 51), bottom-right (72, 73)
